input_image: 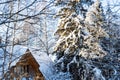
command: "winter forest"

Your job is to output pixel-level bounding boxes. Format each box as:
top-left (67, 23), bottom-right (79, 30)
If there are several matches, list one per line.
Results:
top-left (0, 0), bottom-right (120, 80)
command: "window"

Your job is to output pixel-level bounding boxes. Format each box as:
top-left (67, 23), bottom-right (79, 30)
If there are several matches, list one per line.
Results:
top-left (24, 66), bottom-right (26, 72)
top-left (27, 65), bottom-right (29, 73)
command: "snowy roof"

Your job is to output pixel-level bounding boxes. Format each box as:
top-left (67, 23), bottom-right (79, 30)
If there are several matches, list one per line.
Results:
top-left (10, 45), bottom-right (53, 66)
top-left (0, 45), bottom-right (55, 79)
top-left (0, 45), bottom-right (72, 80)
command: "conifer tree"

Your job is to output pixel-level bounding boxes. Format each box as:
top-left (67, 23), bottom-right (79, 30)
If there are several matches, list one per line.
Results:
top-left (80, 0), bottom-right (108, 58)
top-left (54, 0), bottom-right (108, 79)
top-left (54, 0), bottom-right (82, 54)
top-left (55, 0), bottom-right (119, 80)
top-left (54, 0), bottom-right (108, 59)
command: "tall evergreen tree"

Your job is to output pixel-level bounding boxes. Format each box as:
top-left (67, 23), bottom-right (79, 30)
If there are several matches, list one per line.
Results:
top-left (54, 0), bottom-right (108, 79)
top-left (55, 0), bottom-right (108, 58)
top-left (81, 0), bottom-right (108, 58)
top-left (54, 0), bottom-right (82, 54)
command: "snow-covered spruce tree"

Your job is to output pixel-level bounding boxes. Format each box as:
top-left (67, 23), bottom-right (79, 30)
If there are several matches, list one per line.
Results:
top-left (55, 0), bottom-right (108, 59)
top-left (82, 0), bottom-right (108, 58)
top-left (54, 0), bottom-right (81, 54)
top-left (54, 0), bottom-right (108, 80)
top-left (54, 0), bottom-right (82, 61)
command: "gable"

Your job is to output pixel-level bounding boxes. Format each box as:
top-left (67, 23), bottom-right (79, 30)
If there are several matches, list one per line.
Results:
top-left (4, 49), bottom-right (44, 80)
top-left (17, 49), bottom-right (40, 70)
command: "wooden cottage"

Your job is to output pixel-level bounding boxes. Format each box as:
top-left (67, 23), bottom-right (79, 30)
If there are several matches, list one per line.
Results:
top-left (5, 49), bottom-right (44, 80)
